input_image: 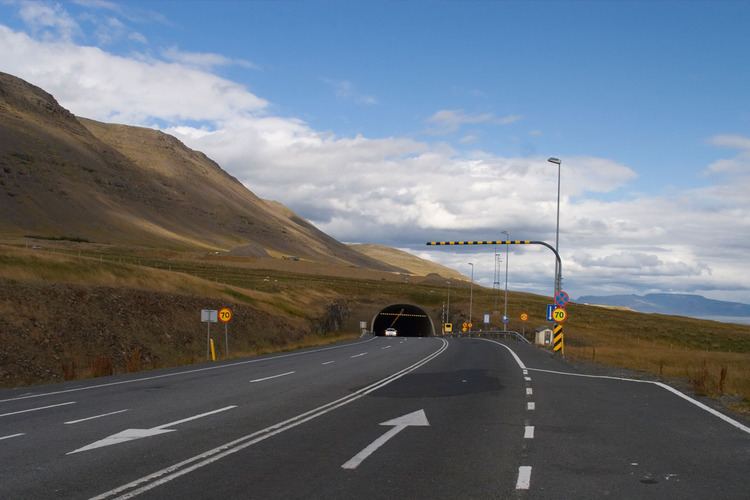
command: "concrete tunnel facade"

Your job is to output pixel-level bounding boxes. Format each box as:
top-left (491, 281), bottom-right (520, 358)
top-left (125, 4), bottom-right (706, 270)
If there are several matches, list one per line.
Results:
top-left (371, 304), bottom-right (436, 337)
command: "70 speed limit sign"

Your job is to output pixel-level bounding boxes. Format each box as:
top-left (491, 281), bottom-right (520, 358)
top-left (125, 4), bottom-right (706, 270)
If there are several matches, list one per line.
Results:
top-left (218, 307), bottom-right (233, 323)
top-left (552, 307), bottom-right (568, 323)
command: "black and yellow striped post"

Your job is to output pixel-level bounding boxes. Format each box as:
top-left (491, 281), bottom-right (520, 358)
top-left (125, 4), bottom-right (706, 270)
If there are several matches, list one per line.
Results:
top-left (552, 324), bottom-right (564, 355)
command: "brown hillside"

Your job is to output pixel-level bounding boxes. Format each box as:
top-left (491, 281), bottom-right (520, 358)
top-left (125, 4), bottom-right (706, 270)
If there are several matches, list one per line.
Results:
top-left (349, 243), bottom-right (467, 281)
top-left (0, 72), bottom-right (394, 270)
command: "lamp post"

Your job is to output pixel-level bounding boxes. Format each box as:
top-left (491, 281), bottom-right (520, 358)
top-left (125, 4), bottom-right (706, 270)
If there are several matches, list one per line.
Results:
top-left (501, 230), bottom-right (510, 330)
top-left (548, 157), bottom-right (562, 295)
top-left (468, 263), bottom-right (474, 329)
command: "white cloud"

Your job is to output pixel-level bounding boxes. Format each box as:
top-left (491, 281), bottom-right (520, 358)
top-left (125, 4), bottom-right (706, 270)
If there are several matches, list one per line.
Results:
top-left (0, 26), bottom-right (267, 123)
top-left (426, 109), bottom-right (521, 134)
top-left (1, 22), bottom-right (748, 304)
top-left (127, 31), bottom-right (147, 44)
top-left (17, 0), bottom-right (80, 41)
top-left (161, 46), bottom-right (259, 71)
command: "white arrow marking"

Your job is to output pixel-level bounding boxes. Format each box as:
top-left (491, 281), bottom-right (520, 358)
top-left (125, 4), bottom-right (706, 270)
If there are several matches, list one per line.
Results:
top-left (67, 405), bottom-right (236, 454)
top-left (341, 409), bottom-right (429, 470)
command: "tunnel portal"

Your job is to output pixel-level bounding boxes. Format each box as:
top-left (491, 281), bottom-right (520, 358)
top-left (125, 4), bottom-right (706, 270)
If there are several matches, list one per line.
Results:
top-left (372, 304), bottom-right (435, 337)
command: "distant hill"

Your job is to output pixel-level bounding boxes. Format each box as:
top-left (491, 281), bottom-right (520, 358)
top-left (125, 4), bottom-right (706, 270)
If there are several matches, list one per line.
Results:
top-left (577, 293), bottom-right (750, 318)
top-left (0, 72), bottom-right (394, 270)
top-left (349, 244), bottom-right (467, 281)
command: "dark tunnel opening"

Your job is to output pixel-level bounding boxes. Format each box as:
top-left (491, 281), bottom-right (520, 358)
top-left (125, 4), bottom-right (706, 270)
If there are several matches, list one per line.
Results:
top-left (372, 304), bottom-right (435, 337)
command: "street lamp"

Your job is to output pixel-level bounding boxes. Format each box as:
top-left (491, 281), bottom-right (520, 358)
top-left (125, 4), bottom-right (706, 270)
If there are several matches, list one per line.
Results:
top-left (548, 157), bottom-right (562, 295)
top-left (501, 230), bottom-right (510, 330)
top-left (467, 262), bottom-right (474, 329)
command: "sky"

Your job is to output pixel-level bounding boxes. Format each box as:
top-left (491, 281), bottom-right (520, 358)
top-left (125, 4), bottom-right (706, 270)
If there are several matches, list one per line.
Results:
top-left (1, 0), bottom-right (749, 304)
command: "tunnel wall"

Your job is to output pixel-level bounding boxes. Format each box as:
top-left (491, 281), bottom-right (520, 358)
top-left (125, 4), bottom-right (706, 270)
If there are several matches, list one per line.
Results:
top-left (371, 304), bottom-right (436, 337)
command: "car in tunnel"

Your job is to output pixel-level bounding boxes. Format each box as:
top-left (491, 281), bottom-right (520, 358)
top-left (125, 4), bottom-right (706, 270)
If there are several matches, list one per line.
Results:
top-left (384, 327), bottom-right (398, 336)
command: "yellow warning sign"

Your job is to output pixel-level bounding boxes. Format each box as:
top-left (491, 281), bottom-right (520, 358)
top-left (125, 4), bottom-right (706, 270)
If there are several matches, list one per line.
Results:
top-left (520, 312), bottom-right (529, 321)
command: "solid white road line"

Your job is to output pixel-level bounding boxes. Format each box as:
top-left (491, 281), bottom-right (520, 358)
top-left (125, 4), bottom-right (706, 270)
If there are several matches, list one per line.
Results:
top-left (0, 401), bottom-right (76, 418)
top-left (527, 367), bottom-right (750, 435)
top-left (90, 339), bottom-right (449, 500)
top-left (0, 337), bottom-right (377, 404)
top-left (476, 338), bottom-right (526, 369)
top-left (526, 388), bottom-right (533, 396)
top-left (65, 409), bottom-right (129, 425)
top-left (250, 371), bottom-right (295, 383)
top-left (527, 402), bottom-right (535, 411)
top-left (524, 426), bottom-right (535, 439)
top-left (350, 352), bottom-right (368, 358)
top-left (321, 361), bottom-right (335, 365)
top-left (516, 466), bottom-right (532, 489)
top-left (0, 433), bottom-right (25, 441)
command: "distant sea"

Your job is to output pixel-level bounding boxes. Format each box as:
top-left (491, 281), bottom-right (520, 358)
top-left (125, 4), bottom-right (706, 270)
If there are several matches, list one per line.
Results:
top-left (691, 315), bottom-right (750, 326)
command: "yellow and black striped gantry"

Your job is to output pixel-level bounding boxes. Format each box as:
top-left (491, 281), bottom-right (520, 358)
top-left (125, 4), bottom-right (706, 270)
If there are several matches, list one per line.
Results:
top-left (426, 240), bottom-right (532, 246)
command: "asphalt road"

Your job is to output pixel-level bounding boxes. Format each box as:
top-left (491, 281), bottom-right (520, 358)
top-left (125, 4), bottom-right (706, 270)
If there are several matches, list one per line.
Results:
top-left (1, 336), bottom-right (748, 499)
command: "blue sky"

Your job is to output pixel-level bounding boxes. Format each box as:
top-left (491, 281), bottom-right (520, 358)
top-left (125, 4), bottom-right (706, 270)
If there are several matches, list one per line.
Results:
top-left (1, 0), bottom-right (749, 303)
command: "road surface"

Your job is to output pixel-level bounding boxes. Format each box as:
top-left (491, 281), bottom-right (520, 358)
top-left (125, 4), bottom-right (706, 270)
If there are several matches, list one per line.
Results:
top-left (1, 336), bottom-right (748, 499)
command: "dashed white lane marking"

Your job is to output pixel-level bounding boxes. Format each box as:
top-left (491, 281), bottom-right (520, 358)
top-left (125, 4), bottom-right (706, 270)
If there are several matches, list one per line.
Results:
top-left (524, 376), bottom-right (532, 381)
top-left (527, 367), bottom-right (750, 435)
top-left (516, 466), bottom-right (532, 489)
top-left (0, 433), bottom-right (25, 441)
top-left (350, 352), bottom-right (368, 358)
top-left (0, 401), bottom-right (76, 418)
top-left (0, 337), bottom-right (377, 404)
top-left (527, 402), bottom-right (535, 411)
top-left (523, 369), bottom-right (528, 375)
top-left (526, 388), bottom-right (533, 396)
top-left (524, 426), bottom-right (535, 439)
top-left (381, 346), bottom-right (392, 350)
top-left (321, 361), bottom-right (335, 365)
top-left (65, 409), bottom-right (129, 425)
top-left (250, 371), bottom-right (295, 383)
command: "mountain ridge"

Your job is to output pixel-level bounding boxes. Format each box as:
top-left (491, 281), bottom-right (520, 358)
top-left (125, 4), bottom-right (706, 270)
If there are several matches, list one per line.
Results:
top-left (577, 293), bottom-right (750, 318)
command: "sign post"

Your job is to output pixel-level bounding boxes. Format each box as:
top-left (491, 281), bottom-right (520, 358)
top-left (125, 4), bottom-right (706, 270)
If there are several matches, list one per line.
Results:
top-left (218, 307), bottom-right (233, 359)
top-left (520, 312), bottom-right (528, 336)
top-left (201, 309), bottom-right (218, 360)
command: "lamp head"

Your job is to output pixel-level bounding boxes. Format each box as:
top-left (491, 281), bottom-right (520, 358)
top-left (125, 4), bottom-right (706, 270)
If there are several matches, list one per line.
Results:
top-left (548, 157), bottom-right (561, 165)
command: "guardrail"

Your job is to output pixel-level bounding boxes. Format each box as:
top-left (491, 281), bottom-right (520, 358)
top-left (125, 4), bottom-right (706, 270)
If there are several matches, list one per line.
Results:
top-left (439, 330), bottom-right (531, 344)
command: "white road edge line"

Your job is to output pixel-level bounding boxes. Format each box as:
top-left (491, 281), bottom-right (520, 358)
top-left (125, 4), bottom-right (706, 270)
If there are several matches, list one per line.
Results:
top-left (90, 338), bottom-right (449, 500)
top-left (65, 409), bottom-right (129, 425)
top-left (0, 401), bottom-right (76, 418)
top-left (0, 433), bottom-right (25, 441)
top-left (475, 338), bottom-right (527, 369)
top-left (350, 352), bottom-right (367, 358)
top-left (321, 361), bottom-right (335, 365)
top-left (524, 426), bottom-right (534, 439)
top-left (250, 372), bottom-right (295, 383)
top-left (516, 466), bottom-right (532, 489)
top-left (0, 337), bottom-right (378, 404)
top-left (527, 367), bottom-right (750, 435)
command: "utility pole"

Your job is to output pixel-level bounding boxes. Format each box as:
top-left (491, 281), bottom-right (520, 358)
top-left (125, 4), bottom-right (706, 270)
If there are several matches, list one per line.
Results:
top-left (502, 230), bottom-right (510, 330)
top-left (468, 263), bottom-right (474, 329)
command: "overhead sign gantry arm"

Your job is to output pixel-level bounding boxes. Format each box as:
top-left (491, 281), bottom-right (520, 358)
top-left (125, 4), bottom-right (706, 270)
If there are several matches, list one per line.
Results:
top-left (425, 240), bottom-right (562, 290)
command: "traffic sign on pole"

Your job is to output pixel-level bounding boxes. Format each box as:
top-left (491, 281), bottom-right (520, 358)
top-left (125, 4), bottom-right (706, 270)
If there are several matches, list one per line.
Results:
top-left (218, 307), bottom-right (232, 323)
top-left (520, 312), bottom-right (528, 322)
top-left (546, 304), bottom-right (555, 322)
top-left (552, 307), bottom-right (568, 323)
top-left (555, 290), bottom-right (570, 308)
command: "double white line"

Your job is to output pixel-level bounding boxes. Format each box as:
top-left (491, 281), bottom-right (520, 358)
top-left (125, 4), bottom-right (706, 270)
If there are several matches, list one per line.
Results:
top-left (92, 338), bottom-right (449, 499)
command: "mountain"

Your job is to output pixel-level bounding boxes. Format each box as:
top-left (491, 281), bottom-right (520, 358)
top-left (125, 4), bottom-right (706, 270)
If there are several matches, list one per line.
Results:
top-left (577, 293), bottom-right (750, 318)
top-left (349, 244), bottom-right (467, 281)
top-left (0, 72), bottom-right (393, 270)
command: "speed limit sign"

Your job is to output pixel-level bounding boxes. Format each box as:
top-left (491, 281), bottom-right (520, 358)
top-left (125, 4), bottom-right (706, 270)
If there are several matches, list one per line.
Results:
top-left (218, 307), bottom-right (233, 323)
top-left (552, 307), bottom-right (568, 323)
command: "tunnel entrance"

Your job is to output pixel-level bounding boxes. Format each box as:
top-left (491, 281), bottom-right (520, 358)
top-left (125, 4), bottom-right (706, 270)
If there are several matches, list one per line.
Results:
top-left (372, 304), bottom-right (435, 337)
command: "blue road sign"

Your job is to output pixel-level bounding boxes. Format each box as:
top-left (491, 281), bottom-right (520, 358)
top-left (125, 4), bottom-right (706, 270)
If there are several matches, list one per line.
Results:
top-left (546, 304), bottom-right (555, 322)
top-left (555, 290), bottom-right (570, 308)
